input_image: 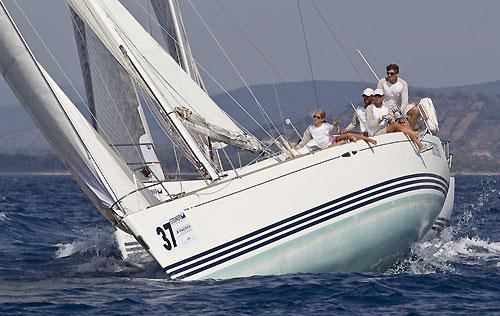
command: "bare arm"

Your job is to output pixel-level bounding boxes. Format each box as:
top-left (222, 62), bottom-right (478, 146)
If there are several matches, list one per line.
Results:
top-left (330, 121), bottom-right (341, 135)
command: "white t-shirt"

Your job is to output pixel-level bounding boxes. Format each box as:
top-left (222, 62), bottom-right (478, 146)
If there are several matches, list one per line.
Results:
top-left (382, 80), bottom-right (403, 108)
top-left (378, 77), bottom-right (408, 111)
top-left (310, 124), bottom-right (335, 148)
top-left (372, 105), bottom-right (389, 132)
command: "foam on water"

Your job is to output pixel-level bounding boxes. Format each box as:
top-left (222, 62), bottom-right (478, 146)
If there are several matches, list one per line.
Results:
top-left (52, 225), bottom-right (161, 277)
top-left (55, 241), bottom-right (88, 258)
top-left (389, 202), bottom-right (500, 275)
top-left (0, 212), bottom-right (8, 221)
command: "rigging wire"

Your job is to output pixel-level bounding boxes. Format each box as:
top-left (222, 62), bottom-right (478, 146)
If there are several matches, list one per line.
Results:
top-left (10, 0), bottom-right (127, 204)
top-left (186, 0), bottom-right (282, 140)
top-left (297, 0), bottom-right (320, 109)
top-left (69, 10), bottom-right (149, 170)
top-left (213, 0), bottom-right (312, 113)
top-left (309, 0), bottom-right (366, 83)
top-left (270, 67), bottom-right (288, 141)
top-left (131, 0), bottom-right (272, 144)
top-left (20, 0), bottom-right (153, 181)
top-left (204, 4), bottom-right (275, 141)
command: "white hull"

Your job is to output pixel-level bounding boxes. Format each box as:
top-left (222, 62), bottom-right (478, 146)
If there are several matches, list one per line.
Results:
top-left (120, 133), bottom-right (450, 280)
top-left (420, 176), bottom-right (455, 242)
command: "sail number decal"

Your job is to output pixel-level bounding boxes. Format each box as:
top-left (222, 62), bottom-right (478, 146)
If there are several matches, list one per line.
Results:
top-left (155, 212), bottom-right (197, 252)
top-left (157, 223), bottom-right (177, 251)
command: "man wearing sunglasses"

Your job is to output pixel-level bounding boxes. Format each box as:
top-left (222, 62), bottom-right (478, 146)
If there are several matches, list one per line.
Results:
top-left (377, 64), bottom-right (420, 129)
top-left (341, 88), bottom-right (373, 136)
top-left (366, 89), bottom-right (431, 153)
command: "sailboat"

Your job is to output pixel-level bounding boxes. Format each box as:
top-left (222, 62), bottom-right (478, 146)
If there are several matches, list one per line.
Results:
top-left (0, 0), bottom-right (454, 280)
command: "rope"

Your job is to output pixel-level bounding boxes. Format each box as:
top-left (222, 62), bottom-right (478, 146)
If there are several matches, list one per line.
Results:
top-left (297, 0), bottom-right (320, 109)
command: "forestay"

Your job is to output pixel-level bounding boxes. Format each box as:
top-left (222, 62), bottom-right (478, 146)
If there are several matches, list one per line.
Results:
top-left (0, 2), bottom-right (157, 223)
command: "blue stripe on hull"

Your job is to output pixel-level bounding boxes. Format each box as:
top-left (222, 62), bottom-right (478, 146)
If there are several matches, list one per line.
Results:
top-left (204, 193), bottom-right (443, 279)
top-left (165, 174), bottom-right (448, 279)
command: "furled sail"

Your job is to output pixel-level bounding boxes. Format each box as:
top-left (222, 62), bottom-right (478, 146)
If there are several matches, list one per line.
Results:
top-left (66, 0), bottom-right (261, 179)
top-left (0, 2), bottom-right (157, 224)
top-left (70, 8), bottom-right (165, 182)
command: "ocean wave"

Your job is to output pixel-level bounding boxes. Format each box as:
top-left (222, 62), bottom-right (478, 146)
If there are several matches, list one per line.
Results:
top-left (54, 225), bottom-right (119, 255)
top-left (52, 226), bottom-right (161, 277)
top-left (55, 241), bottom-right (88, 258)
top-left (389, 227), bottom-right (500, 275)
top-left (0, 212), bottom-right (8, 221)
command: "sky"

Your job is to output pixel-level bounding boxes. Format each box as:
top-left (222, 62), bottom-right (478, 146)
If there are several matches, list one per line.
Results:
top-left (3, 0), bottom-right (500, 95)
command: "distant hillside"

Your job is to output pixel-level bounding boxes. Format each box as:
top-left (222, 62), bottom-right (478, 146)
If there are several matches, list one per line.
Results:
top-left (1, 80), bottom-right (500, 166)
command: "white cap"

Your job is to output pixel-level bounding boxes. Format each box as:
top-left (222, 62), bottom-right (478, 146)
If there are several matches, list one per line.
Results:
top-left (373, 88), bottom-right (384, 96)
top-left (362, 88), bottom-right (374, 96)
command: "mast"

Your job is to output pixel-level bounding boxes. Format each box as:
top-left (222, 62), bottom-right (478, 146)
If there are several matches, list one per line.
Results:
top-left (166, 0), bottom-right (191, 78)
top-left (150, 0), bottom-right (206, 91)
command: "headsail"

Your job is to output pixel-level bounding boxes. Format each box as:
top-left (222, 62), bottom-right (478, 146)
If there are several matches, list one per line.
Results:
top-left (70, 8), bottom-right (165, 182)
top-left (0, 2), bottom-right (156, 224)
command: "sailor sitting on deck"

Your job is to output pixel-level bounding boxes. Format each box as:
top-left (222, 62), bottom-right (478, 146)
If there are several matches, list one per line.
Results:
top-left (293, 109), bottom-right (376, 151)
top-left (378, 64), bottom-right (420, 129)
top-left (341, 87), bottom-right (374, 137)
top-left (366, 89), bottom-right (432, 153)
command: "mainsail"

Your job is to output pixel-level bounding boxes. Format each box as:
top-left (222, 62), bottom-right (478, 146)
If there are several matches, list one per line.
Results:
top-left (0, 2), bottom-right (157, 224)
top-left (66, 0), bottom-right (261, 180)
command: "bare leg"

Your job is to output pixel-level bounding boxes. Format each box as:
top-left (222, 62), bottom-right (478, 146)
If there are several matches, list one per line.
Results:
top-left (407, 106), bottom-right (420, 129)
top-left (328, 140), bottom-right (346, 147)
top-left (386, 123), bottom-right (422, 148)
top-left (337, 133), bottom-right (377, 145)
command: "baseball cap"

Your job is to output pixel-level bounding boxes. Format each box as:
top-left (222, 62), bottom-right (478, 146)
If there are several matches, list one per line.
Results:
top-left (373, 88), bottom-right (384, 96)
top-left (362, 88), bottom-right (374, 96)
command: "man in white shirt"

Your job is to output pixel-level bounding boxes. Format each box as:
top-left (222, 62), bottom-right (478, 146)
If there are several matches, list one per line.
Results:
top-left (341, 87), bottom-right (373, 136)
top-left (377, 64), bottom-right (420, 129)
top-left (366, 89), bottom-right (431, 152)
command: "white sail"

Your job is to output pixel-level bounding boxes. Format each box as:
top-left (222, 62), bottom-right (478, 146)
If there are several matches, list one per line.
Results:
top-left (70, 9), bottom-right (165, 182)
top-left (66, 0), bottom-right (261, 179)
top-left (0, 2), bottom-right (156, 223)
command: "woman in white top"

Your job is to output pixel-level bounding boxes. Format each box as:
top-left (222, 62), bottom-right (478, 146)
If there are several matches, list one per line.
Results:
top-left (294, 110), bottom-right (376, 150)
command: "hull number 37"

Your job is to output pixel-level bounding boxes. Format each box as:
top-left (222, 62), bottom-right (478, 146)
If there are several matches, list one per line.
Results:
top-left (155, 212), bottom-right (197, 251)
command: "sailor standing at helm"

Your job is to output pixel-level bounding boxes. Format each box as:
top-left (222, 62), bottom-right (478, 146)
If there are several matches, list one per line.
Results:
top-left (377, 64), bottom-right (420, 129)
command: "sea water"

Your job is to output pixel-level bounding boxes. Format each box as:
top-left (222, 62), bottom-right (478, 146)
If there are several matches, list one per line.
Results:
top-left (0, 175), bottom-right (498, 315)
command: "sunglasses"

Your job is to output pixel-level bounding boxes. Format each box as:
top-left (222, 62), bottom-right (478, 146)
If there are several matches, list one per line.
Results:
top-left (313, 115), bottom-right (322, 119)
top-left (374, 95), bottom-right (383, 97)
top-left (387, 72), bottom-right (396, 76)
